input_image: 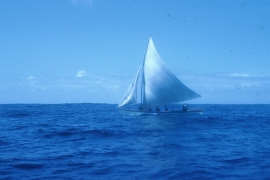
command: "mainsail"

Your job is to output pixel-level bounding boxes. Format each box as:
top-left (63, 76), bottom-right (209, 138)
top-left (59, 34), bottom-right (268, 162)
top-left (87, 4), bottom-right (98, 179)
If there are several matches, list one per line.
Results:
top-left (118, 37), bottom-right (201, 109)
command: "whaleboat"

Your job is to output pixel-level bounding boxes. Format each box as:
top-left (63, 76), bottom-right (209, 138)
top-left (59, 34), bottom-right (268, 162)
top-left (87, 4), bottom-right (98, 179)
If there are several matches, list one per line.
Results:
top-left (118, 37), bottom-right (203, 115)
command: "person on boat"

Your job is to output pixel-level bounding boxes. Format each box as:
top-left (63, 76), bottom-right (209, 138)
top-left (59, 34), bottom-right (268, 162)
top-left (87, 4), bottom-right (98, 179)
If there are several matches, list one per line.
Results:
top-left (165, 106), bottom-right (168, 111)
top-left (156, 106), bottom-right (160, 112)
top-left (182, 103), bottom-right (187, 111)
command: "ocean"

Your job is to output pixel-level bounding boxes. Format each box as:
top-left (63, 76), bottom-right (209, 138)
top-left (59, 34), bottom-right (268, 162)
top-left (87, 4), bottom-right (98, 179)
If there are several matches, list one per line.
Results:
top-left (0, 104), bottom-right (270, 180)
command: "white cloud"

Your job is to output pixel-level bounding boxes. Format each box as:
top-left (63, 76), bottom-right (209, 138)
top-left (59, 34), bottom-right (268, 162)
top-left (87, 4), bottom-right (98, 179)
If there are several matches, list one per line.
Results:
top-left (229, 73), bottom-right (250, 77)
top-left (180, 72), bottom-right (270, 104)
top-left (27, 76), bottom-right (35, 80)
top-left (6, 72), bottom-right (269, 104)
top-left (76, 71), bottom-right (87, 78)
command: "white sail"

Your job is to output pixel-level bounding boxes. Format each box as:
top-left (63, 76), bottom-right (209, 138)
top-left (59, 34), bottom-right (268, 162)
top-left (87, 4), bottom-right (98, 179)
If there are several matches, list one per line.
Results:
top-left (141, 37), bottom-right (201, 108)
top-left (118, 37), bottom-right (201, 109)
top-left (118, 65), bottom-right (142, 108)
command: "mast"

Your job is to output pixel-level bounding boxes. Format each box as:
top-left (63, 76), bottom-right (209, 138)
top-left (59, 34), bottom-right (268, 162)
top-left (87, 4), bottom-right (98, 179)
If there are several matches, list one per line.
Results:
top-left (140, 37), bottom-right (152, 107)
top-left (141, 55), bottom-right (146, 105)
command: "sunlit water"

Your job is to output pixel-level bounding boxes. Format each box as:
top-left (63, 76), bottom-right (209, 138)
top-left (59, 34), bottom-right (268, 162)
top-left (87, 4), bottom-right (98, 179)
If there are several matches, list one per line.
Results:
top-left (1, 104), bottom-right (270, 179)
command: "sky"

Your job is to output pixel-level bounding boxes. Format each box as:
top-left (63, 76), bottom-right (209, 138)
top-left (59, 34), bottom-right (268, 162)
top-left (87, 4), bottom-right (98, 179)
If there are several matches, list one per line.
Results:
top-left (0, 0), bottom-right (270, 104)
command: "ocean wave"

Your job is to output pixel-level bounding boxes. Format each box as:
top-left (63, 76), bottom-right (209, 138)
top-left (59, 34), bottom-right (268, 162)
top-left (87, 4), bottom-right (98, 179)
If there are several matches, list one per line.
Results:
top-left (11, 163), bottom-right (44, 170)
top-left (1, 104), bottom-right (270, 179)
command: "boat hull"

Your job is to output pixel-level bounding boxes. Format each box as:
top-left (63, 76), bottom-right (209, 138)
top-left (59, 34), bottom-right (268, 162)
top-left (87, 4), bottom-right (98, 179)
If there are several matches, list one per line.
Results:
top-left (118, 108), bottom-right (204, 116)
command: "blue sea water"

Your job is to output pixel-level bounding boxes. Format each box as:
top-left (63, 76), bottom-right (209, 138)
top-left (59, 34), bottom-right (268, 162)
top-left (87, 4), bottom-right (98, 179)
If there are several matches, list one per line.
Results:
top-left (0, 104), bottom-right (270, 180)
